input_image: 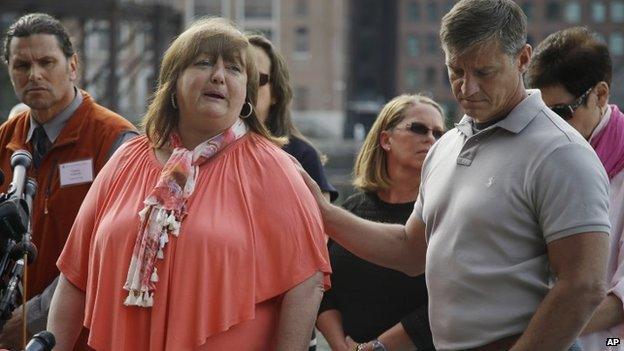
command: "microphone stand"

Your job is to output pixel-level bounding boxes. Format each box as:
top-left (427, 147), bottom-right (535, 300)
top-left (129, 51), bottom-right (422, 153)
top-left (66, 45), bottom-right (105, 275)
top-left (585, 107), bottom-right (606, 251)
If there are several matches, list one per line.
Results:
top-left (0, 151), bottom-right (38, 349)
top-left (20, 179), bottom-right (37, 349)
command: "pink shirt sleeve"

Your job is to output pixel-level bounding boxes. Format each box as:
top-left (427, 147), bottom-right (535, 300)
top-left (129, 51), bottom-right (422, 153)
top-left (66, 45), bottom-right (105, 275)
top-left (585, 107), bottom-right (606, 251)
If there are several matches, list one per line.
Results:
top-left (241, 137), bottom-right (332, 302)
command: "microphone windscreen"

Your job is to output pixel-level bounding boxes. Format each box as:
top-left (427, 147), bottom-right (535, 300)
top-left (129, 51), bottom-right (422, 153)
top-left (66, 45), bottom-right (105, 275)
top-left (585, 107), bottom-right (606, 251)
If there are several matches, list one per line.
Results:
top-left (25, 331), bottom-right (55, 351)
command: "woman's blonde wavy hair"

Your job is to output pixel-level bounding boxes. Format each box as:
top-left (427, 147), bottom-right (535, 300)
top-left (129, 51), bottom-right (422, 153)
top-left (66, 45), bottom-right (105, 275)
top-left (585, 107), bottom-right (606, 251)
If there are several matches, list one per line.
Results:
top-left (142, 17), bottom-right (283, 148)
top-left (353, 94), bottom-right (444, 192)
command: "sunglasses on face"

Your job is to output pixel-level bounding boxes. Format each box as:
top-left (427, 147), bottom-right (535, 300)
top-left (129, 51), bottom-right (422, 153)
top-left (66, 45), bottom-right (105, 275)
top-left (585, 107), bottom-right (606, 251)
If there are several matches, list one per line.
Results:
top-left (259, 73), bottom-right (271, 87)
top-left (402, 122), bottom-right (445, 140)
top-left (549, 87), bottom-right (592, 120)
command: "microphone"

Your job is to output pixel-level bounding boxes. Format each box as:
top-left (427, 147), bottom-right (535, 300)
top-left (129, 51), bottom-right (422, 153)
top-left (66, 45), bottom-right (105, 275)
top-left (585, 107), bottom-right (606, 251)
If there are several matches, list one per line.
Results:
top-left (25, 331), bottom-right (55, 351)
top-left (16, 178), bottom-right (38, 263)
top-left (24, 178), bottom-right (37, 217)
top-left (10, 235), bottom-right (37, 264)
top-left (8, 150), bottom-right (32, 199)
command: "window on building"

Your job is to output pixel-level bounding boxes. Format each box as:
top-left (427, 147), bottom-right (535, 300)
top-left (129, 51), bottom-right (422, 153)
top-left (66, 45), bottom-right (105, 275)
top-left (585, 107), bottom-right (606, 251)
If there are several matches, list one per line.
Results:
top-left (426, 1), bottom-right (437, 22)
top-left (245, 0), bottom-right (272, 19)
top-left (522, 3), bottom-right (534, 20)
top-left (592, 2), bottom-right (606, 22)
top-left (611, 33), bottom-right (624, 56)
top-left (406, 68), bottom-right (421, 90)
top-left (295, 27), bottom-right (309, 54)
top-left (407, 35), bottom-right (420, 57)
top-left (425, 66), bottom-right (437, 86)
top-left (408, 1), bottom-right (420, 21)
top-left (612, 1), bottom-right (624, 22)
top-left (546, 2), bottom-right (561, 20)
top-left (294, 86), bottom-right (309, 110)
top-left (87, 21), bottom-right (109, 52)
top-left (564, 2), bottom-right (581, 23)
top-left (426, 34), bottom-right (437, 54)
top-left (295, 0), bottom-right (308, 17)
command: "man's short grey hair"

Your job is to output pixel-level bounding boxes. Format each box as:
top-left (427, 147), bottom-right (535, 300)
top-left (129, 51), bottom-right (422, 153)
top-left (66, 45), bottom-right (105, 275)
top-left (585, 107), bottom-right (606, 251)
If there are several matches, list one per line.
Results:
top-left (440, 0), bottom-right (527, 58)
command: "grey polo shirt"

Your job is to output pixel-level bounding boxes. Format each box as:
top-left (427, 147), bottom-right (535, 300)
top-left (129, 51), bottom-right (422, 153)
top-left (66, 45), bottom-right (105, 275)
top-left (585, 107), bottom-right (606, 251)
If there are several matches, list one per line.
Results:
top-left (414, 90), bottom-right (610, 350)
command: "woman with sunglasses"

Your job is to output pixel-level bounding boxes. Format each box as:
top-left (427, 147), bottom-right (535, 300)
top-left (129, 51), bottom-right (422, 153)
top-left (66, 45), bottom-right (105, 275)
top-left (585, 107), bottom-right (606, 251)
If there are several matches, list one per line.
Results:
top-left (527, 27), bottom-right (624, 351)
top-left (247, 34), bottom-right (338, 203)
top-left (316, 94), bottom-right (444, 351)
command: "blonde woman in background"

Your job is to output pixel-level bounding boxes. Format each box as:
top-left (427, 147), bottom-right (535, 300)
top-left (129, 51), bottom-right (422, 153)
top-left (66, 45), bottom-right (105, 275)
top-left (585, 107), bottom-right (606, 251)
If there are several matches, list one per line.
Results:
top-left (317, 94), bottom-right (444, 351)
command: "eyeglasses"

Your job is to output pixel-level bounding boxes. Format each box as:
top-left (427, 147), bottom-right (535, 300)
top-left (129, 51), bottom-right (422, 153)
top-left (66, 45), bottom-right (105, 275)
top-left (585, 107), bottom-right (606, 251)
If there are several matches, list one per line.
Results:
top-left (401, 122), bottom-right (445, 140)
top-left (259, 73), bottom-right (271, 87)
top-left (549, 87), bottom-right (592, 120)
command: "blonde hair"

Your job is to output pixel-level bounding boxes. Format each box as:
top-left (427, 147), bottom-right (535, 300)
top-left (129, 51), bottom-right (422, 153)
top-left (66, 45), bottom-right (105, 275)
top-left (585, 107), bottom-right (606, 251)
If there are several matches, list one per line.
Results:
top-left (142, 17), bottom-right (283, 148)
top-left (353, 94), bottom-right (444, 192)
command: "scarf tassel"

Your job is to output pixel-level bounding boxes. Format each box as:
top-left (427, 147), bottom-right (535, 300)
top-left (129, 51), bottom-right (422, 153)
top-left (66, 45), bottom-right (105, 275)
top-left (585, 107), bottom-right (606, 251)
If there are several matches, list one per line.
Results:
top-left (166, 212), bottom-right (181, 236)
top-left (124, 292), bottom-right (138, 306)
top-left (143, 292), bottom-right (154, 307)
top-left (124, 291), bottom-right (154, 307)
top-left (138, 206), bottom-right (150, 221)
top-left (151, 268), bottom-right (159, 282)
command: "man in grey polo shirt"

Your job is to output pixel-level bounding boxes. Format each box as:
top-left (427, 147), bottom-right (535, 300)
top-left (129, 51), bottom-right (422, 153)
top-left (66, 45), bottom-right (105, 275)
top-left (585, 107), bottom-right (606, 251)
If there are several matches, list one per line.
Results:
top-left (303, 1), bottom-right (611, 350)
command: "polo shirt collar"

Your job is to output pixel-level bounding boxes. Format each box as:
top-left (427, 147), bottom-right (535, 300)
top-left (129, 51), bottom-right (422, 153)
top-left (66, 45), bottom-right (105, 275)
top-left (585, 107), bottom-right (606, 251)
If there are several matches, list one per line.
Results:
top-left (455, 89), bottom-right (544, 137)
top-left (26, 86), bottom-right (82, 144)
top-left (455, 116), bottom-right (474, 137)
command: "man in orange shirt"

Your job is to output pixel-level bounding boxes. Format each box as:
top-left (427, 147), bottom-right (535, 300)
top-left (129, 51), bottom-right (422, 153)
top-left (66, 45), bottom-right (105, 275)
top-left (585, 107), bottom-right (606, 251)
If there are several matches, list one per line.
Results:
top-left (0, 13), bottom-right (137, 349)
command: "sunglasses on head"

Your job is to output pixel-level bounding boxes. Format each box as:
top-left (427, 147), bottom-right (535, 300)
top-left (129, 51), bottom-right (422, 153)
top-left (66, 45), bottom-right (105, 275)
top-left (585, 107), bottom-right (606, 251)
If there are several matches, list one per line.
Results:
top-left (402, 122), bottom-right (445, 140)
top-left (549, 87), bottom-right (592, 120)
top-left (259, 73), bottom-right (271, 87)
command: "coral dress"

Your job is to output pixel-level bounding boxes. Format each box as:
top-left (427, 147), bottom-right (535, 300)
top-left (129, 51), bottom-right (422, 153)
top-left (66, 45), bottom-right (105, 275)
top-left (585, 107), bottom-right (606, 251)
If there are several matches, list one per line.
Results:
top-left (58, 134), bottom-right (331, 351)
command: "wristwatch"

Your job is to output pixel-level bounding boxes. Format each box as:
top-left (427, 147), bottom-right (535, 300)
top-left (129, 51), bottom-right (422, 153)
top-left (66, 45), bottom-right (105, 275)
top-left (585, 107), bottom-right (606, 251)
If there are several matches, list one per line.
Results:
top-left (371, 339), bottom-right (388, 351)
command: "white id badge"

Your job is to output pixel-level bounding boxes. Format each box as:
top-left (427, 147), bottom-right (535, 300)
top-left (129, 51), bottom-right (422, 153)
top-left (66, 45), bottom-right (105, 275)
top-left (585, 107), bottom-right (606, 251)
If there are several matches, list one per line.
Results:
top-left (59, 159), bottom-right (94, 187)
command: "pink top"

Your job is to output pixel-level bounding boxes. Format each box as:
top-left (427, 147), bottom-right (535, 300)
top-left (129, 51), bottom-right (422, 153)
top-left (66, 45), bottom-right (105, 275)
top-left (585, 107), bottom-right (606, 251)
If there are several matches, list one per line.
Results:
top-left (58, 134), bottom-right (331, 351)
top-left (580, 105), bottom-right (624, 351)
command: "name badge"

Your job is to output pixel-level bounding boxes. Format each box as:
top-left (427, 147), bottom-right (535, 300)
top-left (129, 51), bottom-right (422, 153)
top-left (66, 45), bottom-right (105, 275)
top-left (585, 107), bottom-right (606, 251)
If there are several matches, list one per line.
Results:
top-left (59, 159), bottom-right (94, 187)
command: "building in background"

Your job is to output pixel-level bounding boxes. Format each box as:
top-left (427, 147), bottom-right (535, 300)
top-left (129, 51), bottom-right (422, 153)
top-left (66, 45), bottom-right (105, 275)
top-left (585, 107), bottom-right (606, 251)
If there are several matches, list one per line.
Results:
top-left (191, 0), bottom-right (347, 139)
top-left (0, 0), bottom-right (183, 123)
top-left (521, 0), bottom-right (624, 104)
top-left (343, 0), bottom-right (398, 138)
top-left (1, 0), bottom-right (622, 136)
top-left (396, 1), bottom-right (457, 124)
top-left (395, 0), bottom-right (624, 124)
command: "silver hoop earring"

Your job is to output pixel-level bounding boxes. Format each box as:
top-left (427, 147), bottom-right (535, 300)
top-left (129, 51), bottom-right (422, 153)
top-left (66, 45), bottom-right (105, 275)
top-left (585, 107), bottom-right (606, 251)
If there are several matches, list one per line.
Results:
top-left (171, 92), bottom-right (178, 110)
top-left (240, 101), bottom-right (253, 119)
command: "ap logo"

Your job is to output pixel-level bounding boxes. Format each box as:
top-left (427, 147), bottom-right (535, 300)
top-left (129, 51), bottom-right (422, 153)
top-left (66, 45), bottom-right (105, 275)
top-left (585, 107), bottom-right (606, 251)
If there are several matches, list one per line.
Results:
top-left (606, 337), bottom-right (621, 346)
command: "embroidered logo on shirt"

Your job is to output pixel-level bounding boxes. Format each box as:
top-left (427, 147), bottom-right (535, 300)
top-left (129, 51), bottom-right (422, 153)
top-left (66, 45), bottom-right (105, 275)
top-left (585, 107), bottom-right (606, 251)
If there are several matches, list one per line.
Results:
top-left (486, 177), bottom-right (494, 188)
